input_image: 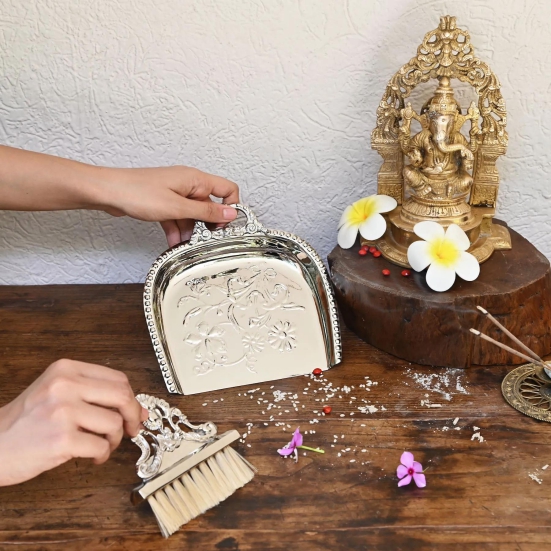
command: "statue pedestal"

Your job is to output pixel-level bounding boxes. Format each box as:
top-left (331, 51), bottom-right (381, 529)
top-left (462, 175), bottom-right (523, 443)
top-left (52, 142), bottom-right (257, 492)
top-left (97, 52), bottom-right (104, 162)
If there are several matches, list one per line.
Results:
top-left (327, 221), bottom-right (551, 368)
top-left (373, 206), bottom-right (511, 268)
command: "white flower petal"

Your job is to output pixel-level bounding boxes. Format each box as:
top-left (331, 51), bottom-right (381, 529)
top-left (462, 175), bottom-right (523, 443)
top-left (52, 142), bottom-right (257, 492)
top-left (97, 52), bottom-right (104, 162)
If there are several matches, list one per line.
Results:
top-left (445, 224), bottom-right (471, 251)
top-left (407, 241), bottom-right (432, 272)
top-left (455, 251), bottom-right (480, 281)
top-left (426, 262), bottom-right (457, 292)
top-left (338, 205), bottom-right (354, 229)
top-left (372, 195), bottom-right (398, 214)
top-left (359, 213), bottom-right (387, 241)
top-left (338, 222), bottom-right (359, 249)
top-left (413, 221), bottom-right (445, 243)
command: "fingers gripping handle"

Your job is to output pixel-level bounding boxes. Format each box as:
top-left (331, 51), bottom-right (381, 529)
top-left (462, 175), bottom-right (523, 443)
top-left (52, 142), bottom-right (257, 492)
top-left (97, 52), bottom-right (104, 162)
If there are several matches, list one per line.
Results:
top-left (189, 203), bottom-right (264, 244)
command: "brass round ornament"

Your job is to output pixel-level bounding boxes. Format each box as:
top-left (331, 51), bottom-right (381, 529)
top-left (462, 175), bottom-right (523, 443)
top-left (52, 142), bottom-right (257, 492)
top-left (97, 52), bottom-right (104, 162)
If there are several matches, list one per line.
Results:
top-left (501, 363), bottom-right (551, 423)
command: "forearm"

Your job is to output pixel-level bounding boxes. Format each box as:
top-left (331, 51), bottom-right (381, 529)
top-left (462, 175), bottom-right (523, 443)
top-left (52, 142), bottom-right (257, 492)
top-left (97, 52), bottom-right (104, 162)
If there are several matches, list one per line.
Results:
top-left (0, 145), bottom-right (115, 211)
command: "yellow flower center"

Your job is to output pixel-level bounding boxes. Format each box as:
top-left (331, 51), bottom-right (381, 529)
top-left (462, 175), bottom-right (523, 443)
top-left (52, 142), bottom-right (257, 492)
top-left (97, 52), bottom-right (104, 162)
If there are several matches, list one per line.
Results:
top-left (348, 198), bottom-right (376, 225)
top-left (428, 237), bottom-right (460, 268)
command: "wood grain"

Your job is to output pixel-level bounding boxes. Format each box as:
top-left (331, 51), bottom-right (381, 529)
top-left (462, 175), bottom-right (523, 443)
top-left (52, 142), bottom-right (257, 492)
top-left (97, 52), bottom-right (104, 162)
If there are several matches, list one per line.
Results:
top-left (0, 284), bottom-right (550, 550)
top-left (328, 222), bottom-right (551, 368)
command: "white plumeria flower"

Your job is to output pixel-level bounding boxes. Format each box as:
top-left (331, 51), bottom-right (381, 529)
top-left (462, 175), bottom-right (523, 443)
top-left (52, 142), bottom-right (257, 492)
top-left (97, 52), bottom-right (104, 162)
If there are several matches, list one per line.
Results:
top-left (407, 221), bottom-right (480, 292)
top-left (338, 195), bottom-right (397, 249)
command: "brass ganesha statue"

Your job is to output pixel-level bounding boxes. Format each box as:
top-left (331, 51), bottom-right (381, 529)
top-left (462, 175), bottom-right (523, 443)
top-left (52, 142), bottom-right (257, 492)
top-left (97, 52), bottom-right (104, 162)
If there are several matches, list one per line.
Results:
top-left (370, 15), bottom-right (512, 267)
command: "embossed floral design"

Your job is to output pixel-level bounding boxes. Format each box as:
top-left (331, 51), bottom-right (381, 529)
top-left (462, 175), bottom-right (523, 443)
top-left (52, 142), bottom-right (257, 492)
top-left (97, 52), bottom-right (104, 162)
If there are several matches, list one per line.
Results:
top-left (185, 322), bottom-right (227, 361)
top-left (179, 265), bottom-right (304, 377)
top-left (242, 333), bottom-right (265, 354)
top-left (194, 359), bottom-right (215, 376)
top-left (268, 321), bottom-right (296, 352)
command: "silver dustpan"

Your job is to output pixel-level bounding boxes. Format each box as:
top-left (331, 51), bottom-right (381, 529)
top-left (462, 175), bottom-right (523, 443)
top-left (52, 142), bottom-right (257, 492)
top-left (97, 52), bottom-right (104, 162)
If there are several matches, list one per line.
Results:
top-left (144, 204), bottom-right (341, 394)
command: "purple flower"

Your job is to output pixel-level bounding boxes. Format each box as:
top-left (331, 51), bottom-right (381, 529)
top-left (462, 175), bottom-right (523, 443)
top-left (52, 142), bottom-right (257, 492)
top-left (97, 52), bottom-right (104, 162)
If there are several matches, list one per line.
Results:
top-left (277, 428), bottom-right (324, 463)
top-left (397, 451), bottom-right (426, 488)
top-left (277, 428), bottom-right (303, 462)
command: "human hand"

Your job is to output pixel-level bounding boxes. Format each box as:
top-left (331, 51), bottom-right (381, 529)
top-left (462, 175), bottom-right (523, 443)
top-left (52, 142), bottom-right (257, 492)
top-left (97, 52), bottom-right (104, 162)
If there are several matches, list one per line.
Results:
top-left (103, 166), bottom-right (240, 247)
top-left (0, 359), bottom-right (148, 487)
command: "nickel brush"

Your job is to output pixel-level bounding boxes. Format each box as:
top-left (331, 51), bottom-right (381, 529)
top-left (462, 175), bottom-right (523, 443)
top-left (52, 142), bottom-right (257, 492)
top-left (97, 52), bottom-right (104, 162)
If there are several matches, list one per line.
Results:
top-left (131, 394), bottom-right (256, 537)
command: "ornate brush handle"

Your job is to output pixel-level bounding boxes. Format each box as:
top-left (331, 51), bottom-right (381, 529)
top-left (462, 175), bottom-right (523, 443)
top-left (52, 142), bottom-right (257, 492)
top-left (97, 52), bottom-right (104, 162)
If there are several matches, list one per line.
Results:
top-left (132, 394), bottom-right (217, 479)
top-left (189, 203), bottom-right (265, 245)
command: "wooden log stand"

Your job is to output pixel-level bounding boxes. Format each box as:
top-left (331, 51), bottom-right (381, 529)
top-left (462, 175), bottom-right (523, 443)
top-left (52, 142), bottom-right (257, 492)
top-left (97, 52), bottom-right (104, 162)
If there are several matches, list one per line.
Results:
top-left (328, 222), bottom-right (551, 368)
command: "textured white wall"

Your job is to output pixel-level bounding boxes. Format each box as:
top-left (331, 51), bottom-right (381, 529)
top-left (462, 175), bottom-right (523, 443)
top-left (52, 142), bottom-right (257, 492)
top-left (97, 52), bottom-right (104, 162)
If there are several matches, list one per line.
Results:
top-left (0, 0), bottom-right (549, 284)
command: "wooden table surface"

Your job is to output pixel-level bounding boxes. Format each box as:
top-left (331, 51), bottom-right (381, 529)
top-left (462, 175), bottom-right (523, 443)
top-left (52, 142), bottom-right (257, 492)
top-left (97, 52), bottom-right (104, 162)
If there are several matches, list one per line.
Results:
top-left (1, 284), bottom-right (550, 551)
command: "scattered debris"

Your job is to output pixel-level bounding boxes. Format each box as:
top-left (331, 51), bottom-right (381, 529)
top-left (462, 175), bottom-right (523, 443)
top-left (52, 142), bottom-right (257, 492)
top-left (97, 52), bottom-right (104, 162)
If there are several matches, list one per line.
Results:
top-left (471, 432), bottom-right (484, 443)
top-left (358, 405), bottom-right (379, 414)
top-left (406, 367), bottom-right (469, 400)
top-left (529, 473), bottom-right (543, 484)
top-left (420, 398), bottom-right (443, 408)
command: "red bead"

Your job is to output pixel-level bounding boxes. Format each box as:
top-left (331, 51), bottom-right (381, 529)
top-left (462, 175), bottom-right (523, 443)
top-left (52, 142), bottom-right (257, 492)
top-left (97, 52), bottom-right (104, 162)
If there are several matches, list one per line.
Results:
top-left (382, 269), bottom-right (390, 276)
top-left (401, 269), bottom-right (411, 277)
top-left (372, 250), bottom-right (382, 258)
top-left (358, 249), bottom-right (368, 256)
top-left (313, 368), bottom-right (323, 376)
top-left (323, 406), bottom-right (332, 415)
top-left (368, 246), bottom-right (377, 254)
top-left (361, 245), bottom-right (369, 251)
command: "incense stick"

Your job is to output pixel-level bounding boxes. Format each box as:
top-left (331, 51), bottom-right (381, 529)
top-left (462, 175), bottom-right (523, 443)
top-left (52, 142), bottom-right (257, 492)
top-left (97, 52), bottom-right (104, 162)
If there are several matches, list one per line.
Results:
top-left (469, 328), bottom-right (543, 366)
top-left (476, 306), bottom-right (544, 364)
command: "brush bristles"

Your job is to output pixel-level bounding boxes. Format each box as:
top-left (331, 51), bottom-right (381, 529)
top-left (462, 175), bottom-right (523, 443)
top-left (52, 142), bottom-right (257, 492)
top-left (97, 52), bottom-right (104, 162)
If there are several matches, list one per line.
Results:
top-left (147, 445), bottom-right (256, 538)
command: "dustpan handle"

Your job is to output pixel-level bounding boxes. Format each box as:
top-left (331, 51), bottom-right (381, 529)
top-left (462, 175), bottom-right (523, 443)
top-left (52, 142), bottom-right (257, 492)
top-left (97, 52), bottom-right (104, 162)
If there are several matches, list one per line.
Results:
top-left (189, 203), bottom-right (265, 244)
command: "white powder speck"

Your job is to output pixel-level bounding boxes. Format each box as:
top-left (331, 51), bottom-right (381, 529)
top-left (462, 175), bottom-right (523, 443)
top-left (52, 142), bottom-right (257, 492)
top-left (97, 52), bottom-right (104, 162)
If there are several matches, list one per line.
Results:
top-left (202, 403), bottom-right (207, 406)
top-left (471, 432), bottom-right (484, 443)
top-left (473, 426), bottom-right (480, 431)
top-left (543, 465), bottom-right (549, 470)
top-left (453, 418), bottom-right (459, 425)
top-left (529, 473), bottom-right (543, 484)
top-left (406, 367), bottom-right (468, 400)
top-left (358, 405), bottom-right (378, 414)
